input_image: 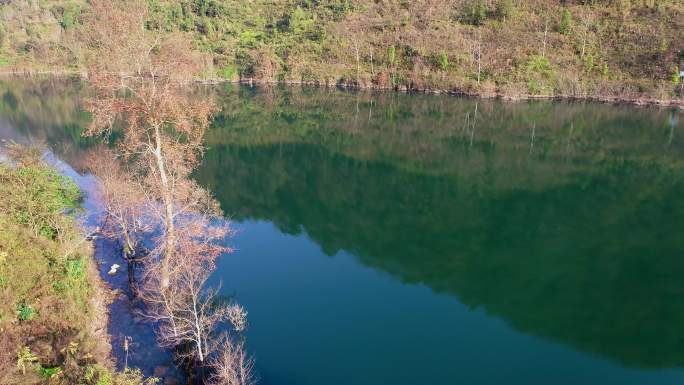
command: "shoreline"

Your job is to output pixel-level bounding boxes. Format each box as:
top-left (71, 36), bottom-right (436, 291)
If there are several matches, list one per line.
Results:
top-left (1, 70), bottom-right (682, 110)
top-left (0, 145), bottom-right (152, 384)
top-left (49, 151), bottom-right (184, 382)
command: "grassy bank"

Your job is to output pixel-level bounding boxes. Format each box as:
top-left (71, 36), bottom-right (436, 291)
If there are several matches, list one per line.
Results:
top-left (0, 1), bottom-right (683, 104)
top-left (0, 145), bottom-right (152, 385)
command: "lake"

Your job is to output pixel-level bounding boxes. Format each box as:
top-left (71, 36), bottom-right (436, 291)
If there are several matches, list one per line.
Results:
top-left (2, 78), bottom-right (684, 385)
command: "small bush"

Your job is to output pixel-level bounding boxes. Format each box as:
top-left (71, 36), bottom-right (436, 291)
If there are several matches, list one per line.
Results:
top-left (527, 55), bottom-right (551, 74)
top-left (558, 9), bottom-right (572, 35)
top-left (387, 45), bottom-right (396, 66)
top-left (525, 55), bottom-right (553, 95)
top-left (61, 2), bottom-right (81, 30)
top-left (672, 66), bottom-right (681, 84)
top-left (437, 52), bottom-right (449, 71)
top-left (16, 303), bottom-right (35, 321)
top-left (584, 53), bottom-right (595, 73)
top-left (601, 63), bottom-right (609, 77)
top-left (462, 0), bottom-right (489, 26)
top-left (495, 0), bottom-right (514, 21)
top-left (0, 159), bottom-right (80, 240)
top-left (217, 64), bottom-right (238, 81)
top-left (39, 366), bottom-right (63, 379)
top-left (83, 365), bottom-right (158, 385)
top-left (15, 347), bottom-right (38, 375)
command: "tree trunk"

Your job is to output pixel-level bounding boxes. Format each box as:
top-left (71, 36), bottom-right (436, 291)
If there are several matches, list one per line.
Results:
top-left (153, 125), bottom-right (176, 290)
top-left (127, 259), bottom-right (138, 298)
top-left (192, 295), bottom-right (204, 363)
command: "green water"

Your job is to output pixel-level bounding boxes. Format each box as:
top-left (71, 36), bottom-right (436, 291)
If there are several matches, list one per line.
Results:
top-left (3, 79), bottom-right (684, 384)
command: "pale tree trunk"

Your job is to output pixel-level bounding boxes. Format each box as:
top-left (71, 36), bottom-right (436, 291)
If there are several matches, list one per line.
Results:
top-left (476, 30), bottom-right (482, 86)
top-left (477, 41), bottom-right (481, 85)
top-left (153, 124), bottom-right (176, 290)
top-left (370, 47), bottom-right (374, 77)
top-left (353, 40), bottom-right (360, 85)
top-left (542, 20), bottom-right (548, 58)
top-left (192, 294), bottom-right (204, 362)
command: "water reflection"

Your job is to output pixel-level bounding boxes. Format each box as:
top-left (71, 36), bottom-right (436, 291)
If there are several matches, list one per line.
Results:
top-left (196, 85), bottom-right (684, 369)
top-left (3, 78), bottom-right (684, 382)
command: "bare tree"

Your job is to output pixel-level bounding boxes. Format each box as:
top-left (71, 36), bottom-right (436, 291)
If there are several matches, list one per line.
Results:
top-left (140, 214), bottom-right (232, 362)
top-left (79, 4), bottom-right (256, 382)
top-left (78, 147), bottom-right (151, 261)
top-left (208, 339), bottom-right (257, 385)
top-left (81, 0), bottom-right (216, 289)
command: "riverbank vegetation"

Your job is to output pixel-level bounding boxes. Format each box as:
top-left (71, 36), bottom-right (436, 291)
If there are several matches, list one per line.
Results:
top-left (0, 0), bottom-right (682, 104)
top-left (0, 144), bottom-right (153, 385)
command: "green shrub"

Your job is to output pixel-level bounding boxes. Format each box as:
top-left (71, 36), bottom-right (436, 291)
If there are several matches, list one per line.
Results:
top-left (525, 55), bottom-right (553, 94)
top-left (495, 0), bottom-right (514, 21)
top-left (61, 2), bottom-right (81, 30)
top-left (290, 7), bottom-right (313, 34)
top-left (387, 45), bottom-right (396, 66)
top-left (601, 63), bottom-right (609, 77)
top-left (17, 302), bottom-right (35, 321)
top-left (39, 366), bottom-right (63, 379)
top-left (437, 52), bottom-right (449, 71)
top-left (0, 162), bottom-right (80, 239)
top-left (237, 30), bottom-right (263, 49)
top-left (527, 55), bottom-right (551, 74)
top-left (558, 9), bottom-right (572, 35)
top-left (672, 66), bottom-right (681, 84)
top-left (463, 0), bottom-right (489, 25)
top-left (584, 53), bottom-right (595, 73)
top-left (83, 365), bottom-right (158, 385)
top-left (218, 64), bottom-right (238, 81)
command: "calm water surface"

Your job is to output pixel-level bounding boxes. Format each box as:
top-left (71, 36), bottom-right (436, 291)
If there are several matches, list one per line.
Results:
top-left (2, 79), bottom-right (684, 385)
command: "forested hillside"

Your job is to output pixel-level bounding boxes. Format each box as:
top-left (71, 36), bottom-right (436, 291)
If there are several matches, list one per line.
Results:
top-left (1, 0), bottom-right (683, 102)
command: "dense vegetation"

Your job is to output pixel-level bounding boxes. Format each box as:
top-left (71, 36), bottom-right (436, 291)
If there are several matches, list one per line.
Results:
top-left (0, 146), bottom-right (153, 385)
top-left (1, 0), bottom-right (682, 103)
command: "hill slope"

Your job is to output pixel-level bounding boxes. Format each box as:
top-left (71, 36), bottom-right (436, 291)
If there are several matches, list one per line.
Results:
top-left (0, 0), bottom-right (682, 102)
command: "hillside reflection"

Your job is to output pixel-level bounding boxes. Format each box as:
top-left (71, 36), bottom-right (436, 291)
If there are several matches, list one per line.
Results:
top-left (197, 86), bottom-right (684, 369)
top-left (3, 78), bottom-right (684, 369)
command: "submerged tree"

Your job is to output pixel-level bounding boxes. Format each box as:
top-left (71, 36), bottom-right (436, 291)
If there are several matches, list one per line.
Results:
top-left (208, 339), bottom-right (256, 385)
top-left (79, 2), bottom-right (256, 382)
top-left (81, 0), bottom-right (216, 289)
top-left (140, 215), bottom-right (235, 363)
top-left (78, 147), bottom-right (150, 261)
